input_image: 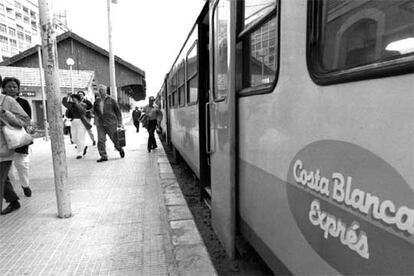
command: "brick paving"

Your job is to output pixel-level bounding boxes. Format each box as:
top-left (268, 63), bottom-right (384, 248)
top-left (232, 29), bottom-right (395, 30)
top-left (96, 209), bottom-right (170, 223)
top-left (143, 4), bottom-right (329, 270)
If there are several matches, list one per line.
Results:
top-left (0, 125), bottom-right (215, 276)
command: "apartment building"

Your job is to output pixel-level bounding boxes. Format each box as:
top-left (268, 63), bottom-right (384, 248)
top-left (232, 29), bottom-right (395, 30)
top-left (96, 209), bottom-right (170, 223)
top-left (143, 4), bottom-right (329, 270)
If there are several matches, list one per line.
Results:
top-left (0, 0), bottom-right (40, 60)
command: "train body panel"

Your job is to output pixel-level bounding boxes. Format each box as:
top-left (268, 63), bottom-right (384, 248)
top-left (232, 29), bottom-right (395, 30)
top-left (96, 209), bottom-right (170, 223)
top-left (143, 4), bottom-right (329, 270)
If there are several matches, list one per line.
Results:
top-left (158, 0), bottom-right (414, 274)
top-left (237, 0), bottom-right (414, 274)
top-left (170, 106), bottom-right (200, 177)
top-left (165, 24), bottom-right (202, 177)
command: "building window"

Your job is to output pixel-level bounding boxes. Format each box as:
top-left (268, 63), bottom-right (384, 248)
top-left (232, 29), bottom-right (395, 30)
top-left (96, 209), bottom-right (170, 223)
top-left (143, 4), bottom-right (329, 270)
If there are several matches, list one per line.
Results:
top-left (0, 34), bottom-right (9, 52)
top-left (14, 1), bottom-right (21, 10)
top-left (31, 20), bottom-right (36, 31)
top-left (10, 38), bottom-right (16, 47)
top-left (6, 7), bottom-right (14, 18)
top-left (0, 23), bottom-right (6, 34)
top-left (0, 4), bottom-right (5, 13)
top-left (25, 34), bottom-right (31, 43)
top-left (8, 27), bottom-right (15, 37)
top-left (308, 0), bottom-right (414, 84)
top-left (15, 12), bottom-right (21, 21)
top-left (17, 30), bottom-right (23, 40)
top-left (22, 6), bottom-right (28, 15)
top-left (30, 10), bottom-right (35, 19)
top-left (23, 15), bottom-right (29, 24)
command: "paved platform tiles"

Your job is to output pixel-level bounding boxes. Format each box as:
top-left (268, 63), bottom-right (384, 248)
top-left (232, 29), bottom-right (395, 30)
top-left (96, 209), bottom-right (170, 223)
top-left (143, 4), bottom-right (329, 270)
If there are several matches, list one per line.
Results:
top-left (0, 125), bottom-right (216, 276)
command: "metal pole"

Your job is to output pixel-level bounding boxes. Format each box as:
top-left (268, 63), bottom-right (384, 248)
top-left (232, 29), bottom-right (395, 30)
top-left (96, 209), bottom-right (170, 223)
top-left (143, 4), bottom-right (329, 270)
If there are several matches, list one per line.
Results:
top-left (38, 0), bottom-right (71, 218)
top-left (37, 45), bottom-right (49, 141)
top-left (69, 65), bottom-right (74, 95)
top-left (107, 0), bottom-right (117, 101)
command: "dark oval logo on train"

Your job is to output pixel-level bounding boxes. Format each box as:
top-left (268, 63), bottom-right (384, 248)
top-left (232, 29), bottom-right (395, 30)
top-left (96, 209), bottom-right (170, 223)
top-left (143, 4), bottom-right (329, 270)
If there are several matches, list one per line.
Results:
top-left (286, 140), bottom-right (413, 275)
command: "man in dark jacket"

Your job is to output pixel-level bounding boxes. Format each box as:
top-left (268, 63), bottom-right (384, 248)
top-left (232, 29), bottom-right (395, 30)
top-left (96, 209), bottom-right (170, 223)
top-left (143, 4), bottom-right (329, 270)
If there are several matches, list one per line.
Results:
top-left (93, 84), bottom-right (124, 162)
top-left (132, 107), bottom-right (141, 132)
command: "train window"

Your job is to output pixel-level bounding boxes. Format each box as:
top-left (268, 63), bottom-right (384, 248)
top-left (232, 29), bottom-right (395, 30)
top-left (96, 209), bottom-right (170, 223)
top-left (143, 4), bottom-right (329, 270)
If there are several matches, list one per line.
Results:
top-left (178, 86), bottom-right (185, 106)
top-left (237, 0), bottom-right (279, 95)
top-left (173, 90), bottom-right (178, 107)
top-left (213, 0), bottom-right (229, 101)
top-left (171, 73), bottom-right (178, 107)
top-left (244, 0), bottom-right (276, 29)
top-left (308, 0), bottom-right (414, 84)
top-left (178, 60), bottom-right (185, 107)
top-left (187, 42), bottom-right (198, 105)
top-left (188, 75), bottom-right (198, 104)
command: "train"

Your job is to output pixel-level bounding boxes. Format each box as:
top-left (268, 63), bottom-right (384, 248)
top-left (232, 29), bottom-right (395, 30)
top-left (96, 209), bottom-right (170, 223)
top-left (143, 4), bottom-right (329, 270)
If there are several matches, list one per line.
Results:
top-left (155, 0), bottom-right (414, 275)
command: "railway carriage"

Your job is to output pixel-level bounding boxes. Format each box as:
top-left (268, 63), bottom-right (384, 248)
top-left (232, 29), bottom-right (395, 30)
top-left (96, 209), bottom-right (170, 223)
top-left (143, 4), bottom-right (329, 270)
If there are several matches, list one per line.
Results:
top-left (158, 0), bottom-right (414, 274)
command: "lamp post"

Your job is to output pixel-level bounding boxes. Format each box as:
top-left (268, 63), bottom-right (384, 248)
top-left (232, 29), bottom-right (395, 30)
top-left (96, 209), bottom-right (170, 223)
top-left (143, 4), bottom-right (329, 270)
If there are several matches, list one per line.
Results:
top-left (66, 57), bottom-right (75, 95)
top-left (107, 0), bottom-right (117, 101)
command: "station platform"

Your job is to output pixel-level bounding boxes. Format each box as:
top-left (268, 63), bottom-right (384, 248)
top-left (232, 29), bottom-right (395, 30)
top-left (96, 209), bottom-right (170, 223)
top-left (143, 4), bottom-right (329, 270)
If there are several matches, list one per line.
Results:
top-left (0, 125), bottom-right (216, 276)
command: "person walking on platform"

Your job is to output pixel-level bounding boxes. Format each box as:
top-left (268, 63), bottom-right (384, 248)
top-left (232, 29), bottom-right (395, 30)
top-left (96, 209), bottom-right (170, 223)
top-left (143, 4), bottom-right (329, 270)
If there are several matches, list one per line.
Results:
top-left (62, 93), bottom-right (92, 159)
top-left (93, 84), bottom-right (125, 162)
top-left (0, 83), bottom-right (31, 215)
top-left (77, 90), bottom-right (96, 146)
top-left (142, 96), bottom-right (162, 152)
top-left (2, 77), bottom-right (33, 197)
top-left (132, 107), bottom-right (141, 133)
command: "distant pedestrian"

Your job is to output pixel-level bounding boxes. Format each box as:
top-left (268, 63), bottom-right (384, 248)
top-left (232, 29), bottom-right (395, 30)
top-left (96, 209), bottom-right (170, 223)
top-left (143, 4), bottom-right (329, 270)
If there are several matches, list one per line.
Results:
top-left (0, 83), bottom-right (31, 215)
top-left (62, 93), bottom-right (92, 159)
top-left (132, 107), bottom-right (141, 132)
top-left (93, 84), bottom-right (125, 162)
top-left (142, 96), bottom-right (162, 152)
top-left (77, 90), bottom-right (96, 146)
top-left (63, 114), bottom-right (72, 139)
top-left (2, 77), bottom-right (33, 197)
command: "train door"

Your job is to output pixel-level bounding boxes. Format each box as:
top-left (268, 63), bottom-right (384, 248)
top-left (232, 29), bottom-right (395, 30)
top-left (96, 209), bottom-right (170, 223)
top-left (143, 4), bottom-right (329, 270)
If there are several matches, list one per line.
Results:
top-left (208, 0), bottom-right (237, 258)
top-left (198, 9), bottom-right (211, 202)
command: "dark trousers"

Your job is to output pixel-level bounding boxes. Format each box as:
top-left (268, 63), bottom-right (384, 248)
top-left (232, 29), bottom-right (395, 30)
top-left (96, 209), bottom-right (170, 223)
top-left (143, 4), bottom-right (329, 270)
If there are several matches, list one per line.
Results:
top-left (97, 123), bottom-right (122, 158)
top-left (133, 121), bottom-right (140, 132)
top-left (147, 120), bottom-right (157, 151)
top-left (0, 161), bottom-right (20, 211)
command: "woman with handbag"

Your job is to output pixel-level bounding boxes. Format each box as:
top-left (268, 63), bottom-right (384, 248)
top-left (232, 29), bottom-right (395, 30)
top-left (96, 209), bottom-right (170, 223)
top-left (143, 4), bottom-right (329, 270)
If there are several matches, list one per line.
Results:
top-left (0, 87), bottom-right (31, 215)
top-left (2, 77), bottom-right (33, 197)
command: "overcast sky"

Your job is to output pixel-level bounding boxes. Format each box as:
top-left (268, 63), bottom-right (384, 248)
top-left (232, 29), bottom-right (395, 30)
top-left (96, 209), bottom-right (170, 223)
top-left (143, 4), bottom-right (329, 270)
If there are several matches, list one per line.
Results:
top-left (51, 0), bottom-right (206, 101)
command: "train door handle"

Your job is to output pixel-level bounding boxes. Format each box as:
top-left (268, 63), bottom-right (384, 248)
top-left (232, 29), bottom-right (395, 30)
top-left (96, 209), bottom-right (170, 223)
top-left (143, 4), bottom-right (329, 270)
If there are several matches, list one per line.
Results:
top-left (206, 102), bottom-right (214, 155)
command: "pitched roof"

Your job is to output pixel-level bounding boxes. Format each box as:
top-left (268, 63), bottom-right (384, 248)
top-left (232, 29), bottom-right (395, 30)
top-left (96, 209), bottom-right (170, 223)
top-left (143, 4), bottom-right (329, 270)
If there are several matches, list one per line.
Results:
top-left (0, 31), bottom-right (145, 77)
top-left (0, 66), bottom-right (95, 89)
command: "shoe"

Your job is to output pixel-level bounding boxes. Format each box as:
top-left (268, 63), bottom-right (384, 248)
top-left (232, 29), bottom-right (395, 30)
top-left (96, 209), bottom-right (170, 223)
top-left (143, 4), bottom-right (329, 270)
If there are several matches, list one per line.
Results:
top-left (83, 146), bottom-right (88, 155)
top-left (97, 157), bottom-right (108, 162)
top-left (92, 141), bottom-right (96, 146)
top-left (152, 145), bottom-right (158, 150)
top-left (22, 187), bottom-right (32, 197)
top-left (76, 155), bottom-right (82, 159)
top-left (119, 149), bottom-right (125, 158)
top-left (1, 201), bottom-right (20, 215)
top-left (147, 145), bottom-right (151, 153)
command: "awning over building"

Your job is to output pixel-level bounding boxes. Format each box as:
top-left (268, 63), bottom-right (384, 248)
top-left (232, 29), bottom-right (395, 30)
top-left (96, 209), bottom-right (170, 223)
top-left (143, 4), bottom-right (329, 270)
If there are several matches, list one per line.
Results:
top-left (122, 83), bottom-right (146, 101)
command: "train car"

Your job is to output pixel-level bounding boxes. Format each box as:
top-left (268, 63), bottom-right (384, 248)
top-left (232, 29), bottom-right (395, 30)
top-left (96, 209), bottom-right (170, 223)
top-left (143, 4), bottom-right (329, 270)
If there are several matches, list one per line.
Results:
top-left (162, 3), bottom-right (210, 181)
top-left (160, 0), bottom-right (414, 274)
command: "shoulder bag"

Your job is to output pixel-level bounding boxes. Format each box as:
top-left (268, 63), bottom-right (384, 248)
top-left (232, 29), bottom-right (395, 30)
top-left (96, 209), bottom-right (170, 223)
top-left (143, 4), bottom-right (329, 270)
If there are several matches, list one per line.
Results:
top-left (0, 96), bottom-right (33, 150)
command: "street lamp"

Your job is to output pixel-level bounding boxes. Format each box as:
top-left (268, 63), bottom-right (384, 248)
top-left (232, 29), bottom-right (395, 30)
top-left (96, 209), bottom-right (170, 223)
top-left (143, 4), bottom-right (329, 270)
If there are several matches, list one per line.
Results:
top-left (66, 57), bottom-right (75, 94)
